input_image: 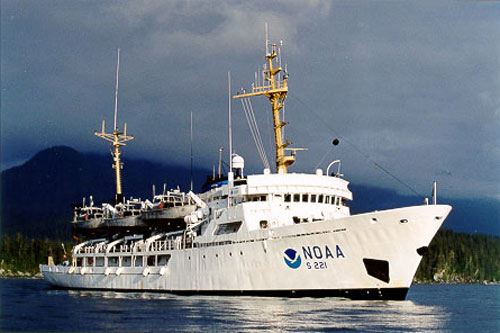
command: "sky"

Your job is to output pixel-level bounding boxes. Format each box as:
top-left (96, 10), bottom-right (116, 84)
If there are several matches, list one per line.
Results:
top-left (1, 0), bottom-right (499, 200)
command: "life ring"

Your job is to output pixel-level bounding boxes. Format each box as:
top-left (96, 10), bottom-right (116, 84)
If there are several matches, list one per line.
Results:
top-left (159, 203), bottom-right (164, 209)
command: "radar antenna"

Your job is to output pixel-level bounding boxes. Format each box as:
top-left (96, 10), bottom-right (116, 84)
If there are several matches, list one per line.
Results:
top-left (234, 31), bottom-right (295, 173)
top-left (94, 48), bottom-right (134, 204)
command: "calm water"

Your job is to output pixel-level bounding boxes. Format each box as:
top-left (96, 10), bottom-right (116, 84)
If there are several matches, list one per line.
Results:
top-left (1, 279), bottom-right (499, 332)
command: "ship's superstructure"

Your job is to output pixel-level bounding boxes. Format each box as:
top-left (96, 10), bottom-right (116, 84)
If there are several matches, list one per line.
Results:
top-left (41, 36), bottom-right (451, 300)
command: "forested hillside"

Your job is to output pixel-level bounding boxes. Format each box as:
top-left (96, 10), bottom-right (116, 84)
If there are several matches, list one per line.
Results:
top-left (415, 229), bottom-right (500, 283)
top-left (0, 234), bottom-right (72, 276)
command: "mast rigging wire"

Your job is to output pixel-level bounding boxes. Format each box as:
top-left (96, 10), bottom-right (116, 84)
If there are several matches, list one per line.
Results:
top-left (289, 94), bottom-right (422, 197)
top-left (240, 97), bottom-right (271, 170)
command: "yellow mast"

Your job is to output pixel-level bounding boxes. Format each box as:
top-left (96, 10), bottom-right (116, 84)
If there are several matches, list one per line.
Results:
top-left (95, 121), bottom-right (134, 203)
top-left (94, 48), bottom-right (134, 203)
top-left (234, 40), bottom-right (295, 173)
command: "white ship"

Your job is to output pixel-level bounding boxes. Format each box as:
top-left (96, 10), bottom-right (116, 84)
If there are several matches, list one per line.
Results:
top-left (40, 37), bottom-right (451, 300)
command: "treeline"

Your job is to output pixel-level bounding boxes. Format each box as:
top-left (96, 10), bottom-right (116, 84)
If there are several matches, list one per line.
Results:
top-left (0, 233), bottom-right (74, 275)
top-left (0, 230), bottom-right (499, 282)
top-left (416, 229), bottom-right (500, 282)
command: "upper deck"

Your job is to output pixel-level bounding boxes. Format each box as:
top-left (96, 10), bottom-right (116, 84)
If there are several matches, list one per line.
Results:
top-left (243, 170), bottom-right (352, 200)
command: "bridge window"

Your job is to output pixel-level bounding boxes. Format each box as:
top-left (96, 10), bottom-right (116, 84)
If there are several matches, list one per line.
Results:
top-left (284, 194), bottom-right (291, 202)
top-left (293, 194), bottom-right (300, 202)
top-left (302, 194), bottom-right (309, 202)
top-left (318, 195), bottom-right (324, 203)
top-left (325, 196), bottom-right (330, 204)
top-left (311, 194), bottom-right (317, 203)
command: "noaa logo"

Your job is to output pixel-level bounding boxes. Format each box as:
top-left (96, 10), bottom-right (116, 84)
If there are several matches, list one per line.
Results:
top-left (283, 248), bottom-right (302, 269)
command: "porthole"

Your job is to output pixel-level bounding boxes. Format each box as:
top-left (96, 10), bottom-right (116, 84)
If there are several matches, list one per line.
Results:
top-left (240, 251), bottom-right (243, 255)
top-left (400, 219), bottom-right (408, 224)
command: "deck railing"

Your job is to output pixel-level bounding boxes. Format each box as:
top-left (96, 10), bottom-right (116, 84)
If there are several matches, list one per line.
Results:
top-left (76, 238), bottom-right (180, 255)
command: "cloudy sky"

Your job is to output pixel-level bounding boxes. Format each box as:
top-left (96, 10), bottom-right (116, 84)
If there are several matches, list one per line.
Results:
top-left (2, 0), bottom-right (499, 200)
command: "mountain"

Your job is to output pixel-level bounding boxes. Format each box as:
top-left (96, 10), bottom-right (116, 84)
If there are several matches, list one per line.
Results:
top-left (1, 146), bottom-right (499, 239)
top-left (0, 146), bottom-right (209, 239)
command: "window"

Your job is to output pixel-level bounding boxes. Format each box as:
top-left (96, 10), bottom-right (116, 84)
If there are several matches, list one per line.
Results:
top-left (108, 257), bottom-right (119, 267)
top-left (134, 256), bottom-right (143, 267)
top-left (122, 257), bottom-right (131, 267)
top-left (96, 257), bottom-right (105, 267)
top-left (260, 220), bottom-right (269, 229)
top-left (293, 194), bottom-right (300, 202)
top-left (147, 256), bottom-right (156, 267)
top-left (332, 197), bottom-right (337, 205)
top-left (302, 194), bottom-right (309, 202)
top-left (284, 194), bottom-right (291, 202)
top-left (319, 195), bottom-right (324, 203)
top-left (214, 221), bottom-right (242, 235)
top-left (325, 196), bottom-right (330, 204)
top-left (261, 195), bottom-right (267, 201)
top-left (311, 194), bottom-right (317, 203)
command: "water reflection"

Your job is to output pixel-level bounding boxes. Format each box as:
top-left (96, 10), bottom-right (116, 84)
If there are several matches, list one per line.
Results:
top-left (62, 290), bottom-right (450, 332)
top-left (6, 280), bottom-right (498, 332)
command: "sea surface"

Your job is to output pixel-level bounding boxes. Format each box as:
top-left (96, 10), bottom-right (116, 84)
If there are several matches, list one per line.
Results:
top-left (1, 279), bottom-right (499, 332)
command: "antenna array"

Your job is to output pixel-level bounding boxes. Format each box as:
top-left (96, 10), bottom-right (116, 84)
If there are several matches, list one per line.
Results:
top-left (95, 49), bottom-right (134, 203)
top-left (234, 30), bottom-right (294, 173)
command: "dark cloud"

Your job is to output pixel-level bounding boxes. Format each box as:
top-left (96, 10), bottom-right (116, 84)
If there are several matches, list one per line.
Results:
top-left (1, 0), bottom-right (499, 199)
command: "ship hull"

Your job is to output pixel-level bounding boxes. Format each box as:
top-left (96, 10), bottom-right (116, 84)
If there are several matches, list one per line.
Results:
top-left (41, 204), bottom-right (450, 300)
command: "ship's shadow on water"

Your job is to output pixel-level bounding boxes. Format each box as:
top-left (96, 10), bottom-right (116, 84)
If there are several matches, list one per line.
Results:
top-left (3, 280), bottom-right (499, 332)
